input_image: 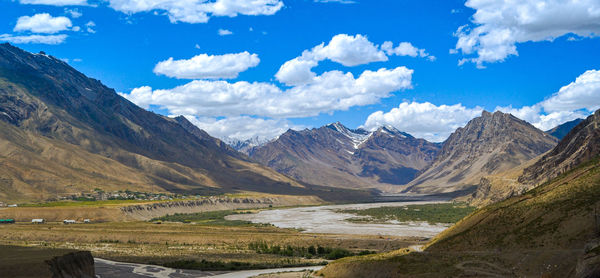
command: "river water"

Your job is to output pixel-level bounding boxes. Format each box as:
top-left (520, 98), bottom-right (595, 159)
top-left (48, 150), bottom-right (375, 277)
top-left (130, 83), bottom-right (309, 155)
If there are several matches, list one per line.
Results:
top-left (225, 201), bottom-right (450, 238)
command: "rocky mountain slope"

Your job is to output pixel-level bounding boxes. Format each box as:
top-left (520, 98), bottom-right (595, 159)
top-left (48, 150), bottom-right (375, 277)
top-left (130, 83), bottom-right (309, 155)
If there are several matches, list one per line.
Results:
top-left (404, 111), bottom-right (558, 194)
top-left (520, 110), bottom-right (600, 186)
top-left (249, 123), bottom-right (441, 189)
top-left (546, 118), bottom-right (584, 140)
top-left (0, 43), bottom-right (370, 202)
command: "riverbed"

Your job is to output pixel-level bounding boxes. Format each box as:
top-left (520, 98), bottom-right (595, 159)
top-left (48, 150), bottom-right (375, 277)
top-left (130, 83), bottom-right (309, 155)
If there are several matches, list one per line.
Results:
top-left (95, 258), bottom-right (323, 278)
top-left (225, 201), bottom-right (449, 238)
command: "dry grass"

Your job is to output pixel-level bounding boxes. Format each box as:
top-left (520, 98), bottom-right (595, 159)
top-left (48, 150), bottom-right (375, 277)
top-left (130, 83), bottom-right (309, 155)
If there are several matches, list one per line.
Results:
top-left (0, 221), bottom-right (424, 268)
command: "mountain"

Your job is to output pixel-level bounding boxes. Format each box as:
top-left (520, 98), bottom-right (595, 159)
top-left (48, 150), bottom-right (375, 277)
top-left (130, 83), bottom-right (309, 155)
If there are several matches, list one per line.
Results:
top-left (248, 122), bottom-right (441, 189)
top-left (519, 110), bottom-right (600, 186)
top-left (224, 136), bottom-right (271, 155)
top-left (404, 111), bottom-right (558, 194)
top-left (546, 118), bottom-right (584, 140)
top-left (0, 43), bottom-right (370, 203)
top-left (319, 110), bottom-right (600, 278)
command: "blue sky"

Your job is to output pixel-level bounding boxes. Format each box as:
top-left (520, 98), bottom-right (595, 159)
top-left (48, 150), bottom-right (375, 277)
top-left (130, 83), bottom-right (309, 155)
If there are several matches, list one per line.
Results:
top-left (1, 0), bottom-right (599, 142)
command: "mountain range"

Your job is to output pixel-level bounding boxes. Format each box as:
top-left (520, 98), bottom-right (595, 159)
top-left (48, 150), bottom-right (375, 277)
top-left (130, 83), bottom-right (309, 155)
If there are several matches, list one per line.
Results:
top-left (0, 43), bottom-right (370, 203)
top-left (248, 123), bottom-right (441, 189)
top-left (0, 44), bottom-right (588, 206)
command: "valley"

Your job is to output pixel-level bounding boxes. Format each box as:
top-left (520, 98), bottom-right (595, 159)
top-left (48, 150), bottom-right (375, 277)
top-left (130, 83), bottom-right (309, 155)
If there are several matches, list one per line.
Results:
top-left (0, 35), bottom-right (598, 278)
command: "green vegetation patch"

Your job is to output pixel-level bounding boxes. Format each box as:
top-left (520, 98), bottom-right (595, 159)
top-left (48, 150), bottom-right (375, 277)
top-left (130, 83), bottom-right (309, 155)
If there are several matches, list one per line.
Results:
top-left (341, 202), bottom-right (476, 224)
top-left (248, 241), bottom-right (375, 260)
top-left (150, 210), bottom-right (264, 226)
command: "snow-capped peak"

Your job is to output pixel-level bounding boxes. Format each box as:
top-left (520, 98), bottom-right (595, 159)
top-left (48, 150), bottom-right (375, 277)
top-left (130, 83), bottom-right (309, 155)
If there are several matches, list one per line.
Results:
top-left (327, 122), bottom-right (372, 149)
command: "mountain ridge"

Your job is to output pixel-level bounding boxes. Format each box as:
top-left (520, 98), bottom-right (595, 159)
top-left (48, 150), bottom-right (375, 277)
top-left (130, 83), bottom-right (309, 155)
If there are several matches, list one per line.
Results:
top-left (404, 110), bottom-right (558, 194)
top-left (248, 122), bottom-right (441, 189)
top-left (0, 43), bottom-right (372, 202)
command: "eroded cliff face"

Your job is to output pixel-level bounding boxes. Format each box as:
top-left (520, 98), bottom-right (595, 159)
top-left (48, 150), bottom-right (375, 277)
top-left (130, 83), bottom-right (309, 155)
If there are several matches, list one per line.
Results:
top-left (121, 195), bottom-right (322, 220)
top-left (46, 251), bottom-right (95, 278)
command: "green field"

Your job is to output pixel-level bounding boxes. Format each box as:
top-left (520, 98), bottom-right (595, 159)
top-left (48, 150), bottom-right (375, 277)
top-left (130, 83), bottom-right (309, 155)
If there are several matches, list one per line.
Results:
top-left (341, 203), bottom-right (476, 224)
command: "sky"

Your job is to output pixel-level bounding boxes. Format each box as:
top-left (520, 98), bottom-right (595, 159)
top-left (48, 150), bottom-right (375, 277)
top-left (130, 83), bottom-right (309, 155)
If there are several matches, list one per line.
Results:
top-left (1, 0), bottom-right (599, 142)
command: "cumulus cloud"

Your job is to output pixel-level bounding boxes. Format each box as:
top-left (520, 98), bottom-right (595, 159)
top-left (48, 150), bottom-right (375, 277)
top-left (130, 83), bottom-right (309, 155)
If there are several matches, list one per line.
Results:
top-left (19, 0), bottom-right (88, 5)
top-left (123, 66), bottom-right (413, 119)
top-left (106, 0), bottom-right (284, 23)
top-left (184, 115), bottom-right (299, 141)
top-left (218, 28), bottom-right (233, 36)
top-left (275, 58), bottom-right (319, 86)
top-left (14, 13), bottom-right (72, 34)
top-left (153, 52), bottom-right (260, 79)
top-left (275, 34), bottom-right (431, 86)
top-left (455, 0), bottom-right (600, 67)
top-left (308, 34), bottom-right (388, 67)
top-left (496, 69), bottom-right (600, 130)
top-left (0, 34), bottom-right (67, 44)
top-left (363, 102), bottom-right (484, 142)
top-left (122, 33), bottom-right (428, 140)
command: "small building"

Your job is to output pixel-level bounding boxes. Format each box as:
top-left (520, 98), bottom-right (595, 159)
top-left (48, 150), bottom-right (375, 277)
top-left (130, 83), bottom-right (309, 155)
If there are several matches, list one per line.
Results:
top-left (63, 220), bottom-right (76, 224)
top-left (7, 204), bottom-right (17, 207)
top-left (31, 219), bottom-right (45, 224)
top-left (83, 219), bottom-right (91, 224)
top-left (0, 219), bottom-right (15, 224)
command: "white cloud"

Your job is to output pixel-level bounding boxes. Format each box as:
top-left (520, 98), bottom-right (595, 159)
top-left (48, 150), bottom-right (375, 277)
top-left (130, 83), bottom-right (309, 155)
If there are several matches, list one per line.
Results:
top-left (363, 102), bottom-right (483, 142)
top-left (218, 28), bottom-right (233, 36)
top-left (184, 115), bottom-right (298, 141)
top-left (541, 70), bottom-right (600, 113)
top-left (275, 34), bottom-right (430, 86)
top-left (496, 69), bottom-right (600, 130)
top-left (106, 0), bottom-right (284, 23)
top-left (275, 58), bottom-right (319, 86)
top-left (64, 8), bottom-right (82, 18)
top-left (153, 52), bottom-right (260, 79)
top-left (455, 0), bottom-right (600, 67)
top-left (122, 66), bottom-right (413, 119)
top-left (19, 0), bottom-right (88, 5)
top-left (381, 41), bottom-right (435, 61)
top-left (309, 34), bottom-right (387, 67)
top-left (0, 34), bottom-right (67, 44)
top-left (14, 13), bottom-right (72, 34)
